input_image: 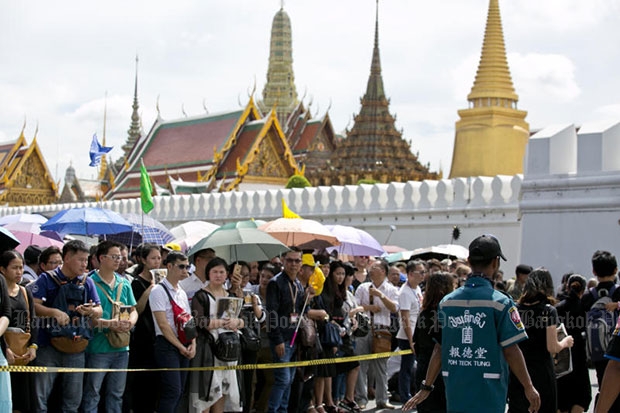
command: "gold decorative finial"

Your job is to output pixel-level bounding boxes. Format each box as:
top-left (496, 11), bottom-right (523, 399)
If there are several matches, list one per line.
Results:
top-left (34, 121), bottom-right (39, 139)
top-left (156, 95), bottom-right (161, 118)
top-left (20, 116), bottom-right (26, 137)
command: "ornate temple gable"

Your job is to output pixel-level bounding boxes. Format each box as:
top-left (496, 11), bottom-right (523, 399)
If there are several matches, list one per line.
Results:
top-left (0, 137), bottom-right (57, 206)
top-left (201, 97), bottom-right (262, 184)
top-left (220, 110), bottom-right (298, 192)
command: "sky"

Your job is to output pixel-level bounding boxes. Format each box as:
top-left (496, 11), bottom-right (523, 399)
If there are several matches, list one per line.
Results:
top-left (1, 0), bottom-right (619, 186)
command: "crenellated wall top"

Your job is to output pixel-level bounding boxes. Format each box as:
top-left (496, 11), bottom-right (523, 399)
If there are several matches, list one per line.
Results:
top-left (0, 175), bottom-right (522, 225)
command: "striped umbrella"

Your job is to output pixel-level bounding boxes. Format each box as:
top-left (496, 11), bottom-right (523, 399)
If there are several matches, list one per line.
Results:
top-left (104, 213), bottom-right (174, 246)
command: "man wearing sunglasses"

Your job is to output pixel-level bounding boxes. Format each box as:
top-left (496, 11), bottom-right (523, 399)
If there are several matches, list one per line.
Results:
top-left (83, 240), bottom-right (138, 413)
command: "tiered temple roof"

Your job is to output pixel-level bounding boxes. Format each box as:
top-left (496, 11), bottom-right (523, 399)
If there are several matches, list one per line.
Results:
top-left (309, 1), bottom-right (438, 186)
top-left (107, 98), bottom-right (300, 199)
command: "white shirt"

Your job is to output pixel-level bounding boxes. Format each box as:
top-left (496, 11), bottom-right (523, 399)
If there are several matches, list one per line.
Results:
top-left (396, 282), bottom-right (421, 340)
top-left (179, 273), bottom-right (209, 305)
top-left (355, 279), bottom-right (399, 327)
top-left (150, 278), bottom-right (191, 337)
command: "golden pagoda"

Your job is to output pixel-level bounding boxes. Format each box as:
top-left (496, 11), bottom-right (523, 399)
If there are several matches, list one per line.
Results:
top-left (449, 0), bottom-right (529, 178)
top-left (311, 1), bottom-right (438, 186)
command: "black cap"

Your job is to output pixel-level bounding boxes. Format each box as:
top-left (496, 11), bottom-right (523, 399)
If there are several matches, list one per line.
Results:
top-left (468, 234), bottom-right (507, 261)
top-left (516, 264), bottom-right (533, 275)
top-left (24, 245), bottom-right (43, 264)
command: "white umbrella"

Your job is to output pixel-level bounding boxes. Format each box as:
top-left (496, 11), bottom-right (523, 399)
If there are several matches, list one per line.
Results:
top-left (170, 221), bottom-right (220, 250)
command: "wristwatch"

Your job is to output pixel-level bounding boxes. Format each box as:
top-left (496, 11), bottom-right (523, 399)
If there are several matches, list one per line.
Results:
top-left (420, 380), bottom-right (434, 392)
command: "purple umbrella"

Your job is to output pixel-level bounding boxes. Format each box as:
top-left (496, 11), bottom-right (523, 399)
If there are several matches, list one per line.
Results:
top-left (325, 224), bottom-right (385, 257)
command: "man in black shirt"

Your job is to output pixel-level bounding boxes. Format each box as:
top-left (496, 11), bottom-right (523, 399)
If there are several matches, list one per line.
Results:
top-left (266, 247), bottom-right (305, 413)
top-left (581, 250), bottom-right (620, 410)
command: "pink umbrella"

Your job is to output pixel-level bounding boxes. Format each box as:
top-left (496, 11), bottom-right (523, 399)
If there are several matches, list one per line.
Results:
top-left (11, 231), bottom-right (64, 254)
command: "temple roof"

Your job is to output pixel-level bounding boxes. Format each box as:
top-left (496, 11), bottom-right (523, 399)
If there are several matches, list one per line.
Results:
top-left (0, 132), bottom-right (57, 206)
top-left (467, 0), bottom-right (518, 103)
top-left (318, 1), bottom-right (437, 185)
top-left (108, 99), bottom-right (299, 198)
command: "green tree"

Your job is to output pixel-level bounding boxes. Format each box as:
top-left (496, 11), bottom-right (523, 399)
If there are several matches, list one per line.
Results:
top-left (286, 174), bottom-right (311, 189)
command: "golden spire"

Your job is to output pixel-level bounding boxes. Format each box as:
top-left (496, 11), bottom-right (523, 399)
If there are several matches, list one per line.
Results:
top-left (449, 0), bottom-right (528, 178)
top-left (467, 0), bottom-right (518, 104)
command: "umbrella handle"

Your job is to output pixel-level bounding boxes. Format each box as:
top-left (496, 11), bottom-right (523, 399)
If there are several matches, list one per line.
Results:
top-left (290, 294), bottom-right (310, 347)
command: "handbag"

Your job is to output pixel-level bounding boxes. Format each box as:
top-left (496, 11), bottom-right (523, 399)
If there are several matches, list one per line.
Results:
top-left (162, 284), bottom-right (197, 345)
top-left (4, 287), bottom-right (32, 365)
top-left (299, 315), bottom-right (317, 348)
top-left (353, 312), bottom-right (370, 337)
top-left (370, 294), bottom-right (392, 353)
top-left (214, 331), bottom-right (241, 361)
top-left (320, 321), bottom-right (343, 348)
top-left (95, 280), bottom-right (130, 348)
top-left (554, 323), bottom-right (573, 378)
top-left (240, 326), bottom-right (261, 352)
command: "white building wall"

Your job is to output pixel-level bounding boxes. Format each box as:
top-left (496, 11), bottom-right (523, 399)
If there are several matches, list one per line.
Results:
top-left (0, 176), bottom-right (524, 274)
top-left (521, 121), bottom-right (620, 287)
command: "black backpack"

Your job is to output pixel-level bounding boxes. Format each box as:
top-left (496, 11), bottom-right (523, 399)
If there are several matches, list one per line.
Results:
top-left (586, 285), bottom-right (618, 363)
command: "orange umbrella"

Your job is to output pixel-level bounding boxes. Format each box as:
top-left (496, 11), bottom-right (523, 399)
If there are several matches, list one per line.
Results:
top-left (258, 218), bottom-right (339, 250)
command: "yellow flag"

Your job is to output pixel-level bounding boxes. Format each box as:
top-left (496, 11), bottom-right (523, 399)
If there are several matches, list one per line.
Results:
top-left (282, 199), bottom-right (301, 219)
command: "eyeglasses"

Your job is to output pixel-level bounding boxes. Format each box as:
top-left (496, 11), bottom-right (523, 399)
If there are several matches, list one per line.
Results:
top-left (175, 264), bottom-right (191, 270)
top-left (46, 260), bottom-right (63, 266)
top-left (285, 258), bottom-right (302, 264)
top-left (103, 255), bottom-right (122, 261)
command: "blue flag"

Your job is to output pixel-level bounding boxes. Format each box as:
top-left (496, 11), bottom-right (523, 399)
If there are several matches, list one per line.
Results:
top-left (89, 133), bottom-right (113, 167)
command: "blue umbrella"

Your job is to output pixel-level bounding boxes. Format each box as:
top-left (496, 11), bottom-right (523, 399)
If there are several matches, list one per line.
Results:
top-left (41, 207), bottom-right (133, 236)
top-left (104, 213), bottom-right (174, 246)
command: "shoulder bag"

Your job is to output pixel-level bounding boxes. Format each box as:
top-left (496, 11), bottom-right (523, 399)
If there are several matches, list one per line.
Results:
top-left (370, 294), bottom-right (391, 354)
top-left (4, 287), bottom-right (32, 365)
top-left (162, 284), bottom-right (197, 345)
top-left (95, 280), bottom-right (131, 348)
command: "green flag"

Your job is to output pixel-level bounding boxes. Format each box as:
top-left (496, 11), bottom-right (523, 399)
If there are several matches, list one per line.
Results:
top-left (140, 160), bottom-right (154, 214)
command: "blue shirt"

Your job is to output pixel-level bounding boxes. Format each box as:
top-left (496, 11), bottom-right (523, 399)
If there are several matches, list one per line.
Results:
top-left (438, 275), bottom-right (527, 413)
top-left (28, 268), bottom-right (101, 347)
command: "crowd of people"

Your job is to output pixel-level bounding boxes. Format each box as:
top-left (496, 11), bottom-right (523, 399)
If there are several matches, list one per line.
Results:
top-left (0, 235), bottom-right (619, 412)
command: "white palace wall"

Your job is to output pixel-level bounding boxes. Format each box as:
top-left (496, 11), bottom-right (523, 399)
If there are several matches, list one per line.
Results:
top-left (1, 175), bottom-right (524, 273)
top-left (4, 120), bottom-right (620, 287)
top-left (520, 121), bottom-right (620, 286)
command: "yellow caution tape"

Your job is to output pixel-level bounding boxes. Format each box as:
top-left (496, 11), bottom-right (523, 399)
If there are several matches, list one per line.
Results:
top-left (0, 349), bottom-right (413, 373)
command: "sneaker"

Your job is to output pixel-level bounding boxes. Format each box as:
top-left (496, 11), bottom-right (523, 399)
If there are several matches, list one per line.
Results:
top-left (376, 402), bottom-right (396, 410)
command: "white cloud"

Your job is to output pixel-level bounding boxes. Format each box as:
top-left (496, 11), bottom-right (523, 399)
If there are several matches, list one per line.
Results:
top-left (0, 0), bottom-right (618, 185)
top-left (510, 53), bottom-right (580, 101)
